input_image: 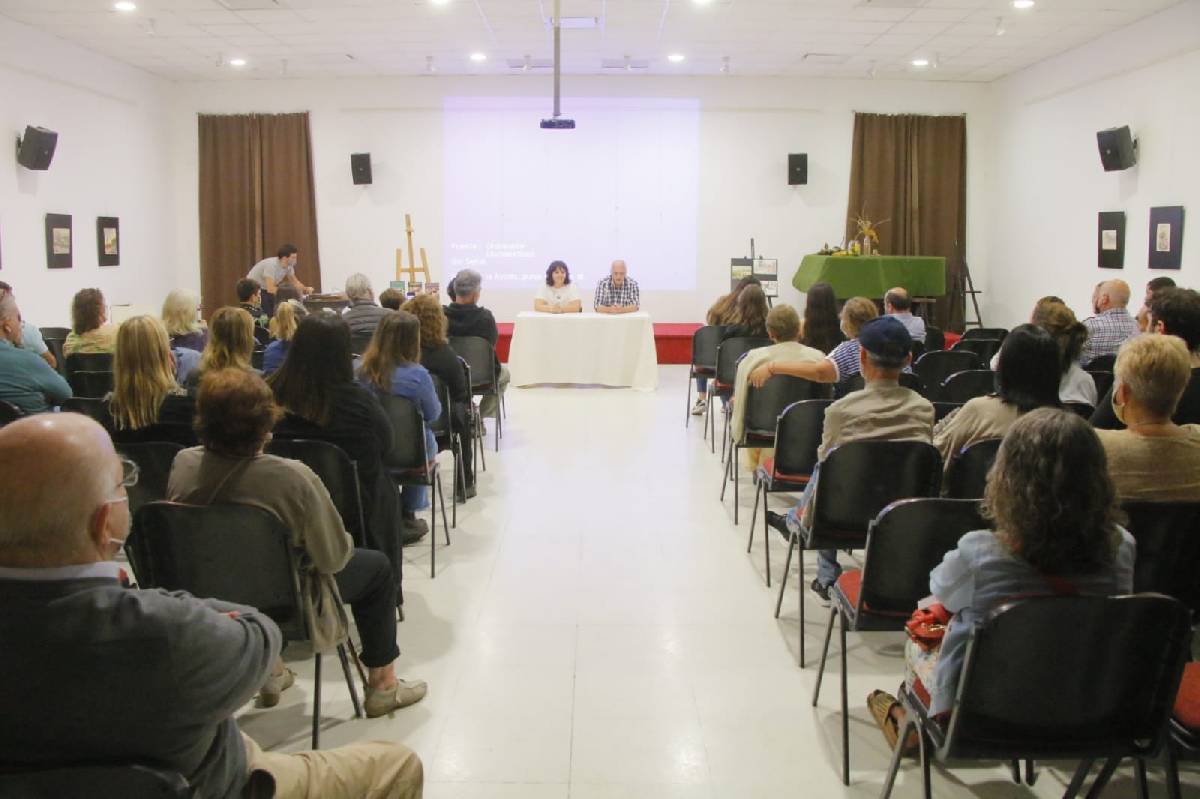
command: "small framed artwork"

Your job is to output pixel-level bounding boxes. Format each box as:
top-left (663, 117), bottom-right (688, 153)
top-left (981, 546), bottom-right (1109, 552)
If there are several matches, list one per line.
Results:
top-left (45, 213), bottom-right (72, 269)
top-left (96, 216), bottom-right (120, 267)
top-left (1148, 205), bottom-right (1185, 269)
top-left (1098, 211), bottom-right (1125, 269)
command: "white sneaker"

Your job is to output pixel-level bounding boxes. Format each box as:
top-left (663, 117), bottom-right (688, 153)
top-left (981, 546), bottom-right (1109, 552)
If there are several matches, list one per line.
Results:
top-left (258, 666), bottom-right (295, 708)
top-left (691, 398), bottom-right (707, 415)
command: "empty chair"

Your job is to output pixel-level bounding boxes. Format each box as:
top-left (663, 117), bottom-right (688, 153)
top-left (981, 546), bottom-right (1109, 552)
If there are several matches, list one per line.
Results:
top-left (116, 441), bottom-right (184, 516)
top-left (939, 369), bottom-right (995, 404)
top-left (0, 763), bottom-right (190, 799)
top-left (67, 370), bottom-right (114, 399)
top-left (942, 437), bottom-right (1002, 499)
top-left (1121, 501), bottom-right (1200, 615)
top-left (379, 394), bottom-right (449, 578)
top-left (951, 336), bottom-right (1003, 367)
top-left (914, 350), bottom-right (977, 397)
top-left (448, 335), bottom-right (502, 452)
top-left (685, 325), bottom-right (721, 426)
top-left (962, 327), bottom-right (1009, 341)
top-left (39, 326), bottom-right (71, 341)
top-left (705, 336), bottom-right (770, 454)
top-left (266, 438), bottom-right (369, 548)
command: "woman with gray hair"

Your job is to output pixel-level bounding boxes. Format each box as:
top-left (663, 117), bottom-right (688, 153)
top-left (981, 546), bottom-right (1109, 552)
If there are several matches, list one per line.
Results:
top-left (342, 273), bottom-right (390, 338)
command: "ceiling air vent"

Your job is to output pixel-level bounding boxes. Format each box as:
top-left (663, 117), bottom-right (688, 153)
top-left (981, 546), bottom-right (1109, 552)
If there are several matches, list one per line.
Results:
top-left (601, 57), bottom-right (650, 72)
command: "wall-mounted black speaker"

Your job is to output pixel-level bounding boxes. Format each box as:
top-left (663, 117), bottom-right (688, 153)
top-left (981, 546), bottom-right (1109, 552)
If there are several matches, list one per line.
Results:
top-left (1097, 126), bottom-right (1137, 171)
top-left (16, 125), bottom-right (58, 171)
top-left (351, 152), bottom-right (372, 185)
top-left (788, 153), bottom-right (807, 186)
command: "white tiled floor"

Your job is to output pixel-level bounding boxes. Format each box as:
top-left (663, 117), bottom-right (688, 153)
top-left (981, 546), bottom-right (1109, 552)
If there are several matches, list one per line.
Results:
top-left (239, 365), bottom-right (1199, 798)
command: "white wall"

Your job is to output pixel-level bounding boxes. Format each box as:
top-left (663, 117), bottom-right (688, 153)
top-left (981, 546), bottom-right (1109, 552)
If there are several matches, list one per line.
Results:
top-left (984, 0), bottom-right (1200, 329)
top-left (167, 75), bottom-right (991, 322)
top-left (0, 16), bottom-right (176, 329)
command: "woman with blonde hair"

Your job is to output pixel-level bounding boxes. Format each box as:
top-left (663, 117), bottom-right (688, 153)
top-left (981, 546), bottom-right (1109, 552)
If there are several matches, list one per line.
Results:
top-left (184, 306), bottom-right (256, 392)
top-left (161, 290), bottom-right (207, 352)
top-left (262, 299), bottom-right (307, 376)
top-left (1031, 300), bottom-right (1096, 405)
top-left (107, 315), bottom-right (194, 442)
top-left (63, 288), bottom-right (117, 356)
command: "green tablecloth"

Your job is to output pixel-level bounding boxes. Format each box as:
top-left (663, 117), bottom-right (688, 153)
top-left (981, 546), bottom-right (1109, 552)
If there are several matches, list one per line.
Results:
top-left (792, 254), bottom-right (946, 300)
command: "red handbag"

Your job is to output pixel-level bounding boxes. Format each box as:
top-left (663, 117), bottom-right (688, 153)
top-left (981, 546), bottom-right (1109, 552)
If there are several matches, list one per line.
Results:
top-left (906, 603), bottom-right (951, 651)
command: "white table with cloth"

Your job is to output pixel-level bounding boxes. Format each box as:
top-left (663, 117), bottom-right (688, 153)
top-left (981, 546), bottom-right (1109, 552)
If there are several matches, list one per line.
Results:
top-left (507, 311), bottom-right (659, 390)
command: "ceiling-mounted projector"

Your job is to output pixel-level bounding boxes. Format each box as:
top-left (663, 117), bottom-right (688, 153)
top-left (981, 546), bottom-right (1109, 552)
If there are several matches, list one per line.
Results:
top-left (540, 117), bottom-right (575, 129)
top-left (541, 0), bottom-right (575, 129)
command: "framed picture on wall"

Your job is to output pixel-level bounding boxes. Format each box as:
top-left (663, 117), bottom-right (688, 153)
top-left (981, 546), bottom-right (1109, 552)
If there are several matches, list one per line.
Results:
top-left (45, 213), bottom-right (72, 269)
top-left (97, 217), bottom-right (120, 267)
top-left (1148, 206), bottom-right (1185, 269)
top-left (1097, 211), bottom-right (1125, 269)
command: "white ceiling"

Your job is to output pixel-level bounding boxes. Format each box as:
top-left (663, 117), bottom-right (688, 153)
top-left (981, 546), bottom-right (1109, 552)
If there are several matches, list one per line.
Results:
top-left (0, 0), bottom-right (1181, 82)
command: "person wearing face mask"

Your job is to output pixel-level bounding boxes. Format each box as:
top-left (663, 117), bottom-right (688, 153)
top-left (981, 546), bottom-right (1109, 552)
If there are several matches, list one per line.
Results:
top-left (0, 412), bottom-right (425, 798)
top-left (0, 290), bottom-right (72, 414)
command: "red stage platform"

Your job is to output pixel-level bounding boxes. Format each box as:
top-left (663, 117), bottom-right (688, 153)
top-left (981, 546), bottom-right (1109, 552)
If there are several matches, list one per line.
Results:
top-left (496, 322), bottom-right (702, 365)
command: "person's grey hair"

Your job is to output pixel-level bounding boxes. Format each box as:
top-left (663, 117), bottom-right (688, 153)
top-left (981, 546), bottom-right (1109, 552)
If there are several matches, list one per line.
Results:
top-left (344, 273), bottom-right (374, 302)
top-left (0, 292), bottom-right (18, 322)
top-left (454, 269), bottom-right (482, 297)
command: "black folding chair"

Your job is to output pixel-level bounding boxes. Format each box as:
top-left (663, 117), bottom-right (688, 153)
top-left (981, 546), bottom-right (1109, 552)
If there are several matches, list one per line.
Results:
top-left (116, 441), bottom-right (184, 517)
top-left (686, 325), bottom-right (721, 428)
top-left (61, 396), bottom-right (113, 428)
top-left (882, 595), bottom-right (1191, 799)
top-left (266, 438), bottom-right (369, 547)
top-left (814, 498), bottom-right (988, 785)
top-left (939, 370), bottom-right (995, 404)
top-left (749, 399), bottom-right (832, 587)
top-left (67, 370), bottom-right (114, 399)
top-left (457, 356), bottom-right (485, 475)
top-left (127, 501), bottom-right (364, 750)
top-left (722, 375), bottom-right (829, 528)
top-left (950, 337), bottom-right (1003, 368)
top-left (932, 401), bottom-right (963, 423)
top-left (775, 440), bottom-right (943, 665)
top-left (923, 325), bottom-right (945, 353)
top-left (1121, 501), bottom-right (1200, 615)
top-left (448, 335), bottom-right (502, 452)
top-left (427, 374), bottom-right (463, 528)
top-left (0, 763), bottom-right (190, 798)
top-left (0, 399), bottom-right (24, 426)
top-left (942, 437), bottom-right (1002, 499)
top-left (840, 372), bottom-right (925, 399)
top-left (705, 336), bottom-right (770, 455)
top-left (38, 326), bottom-right (70, 340)
top-left (961, 327), bottom-right (1009, 342)
top-left (1064, 401), bottom-right (1095, 419)
top-left (63, 352), bottom-right (113, 378)
top-left (1084, 353), bottom-right (1117, 372)
top-left (40, 327), bottom-right (69, 376)
top-left (251, 348), bottom-right (265, 370)
top-left (1088, 370), bottom-right (1115, 400)
top-left (914, 351), bottom-right (977, 398)
top-left (380, 394), bottom-right (449, 578)
top-left (350, 330), bottom-right (374, 356)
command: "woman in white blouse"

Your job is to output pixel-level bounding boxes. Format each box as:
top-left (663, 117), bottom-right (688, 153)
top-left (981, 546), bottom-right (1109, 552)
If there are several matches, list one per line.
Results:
top-left (534, 260), bottom-right (582, 314)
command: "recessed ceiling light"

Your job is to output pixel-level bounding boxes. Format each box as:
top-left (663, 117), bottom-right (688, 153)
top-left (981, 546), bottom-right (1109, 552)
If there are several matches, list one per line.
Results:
top-left (469, 52), bottom-right (487, 62)
top-left (113, 1), bottom-right (137, 11)
top-left (911, 58), bottom-right (929, 67)
top-left (430, 0), bottom-right (450, 5)
top-left (229, 57), bottom-right (247, 67)
top-left (668, 53), bottom-right (686, 63)
top-left (1012, 0), bottom-right (1034, 8)
top-left (692, 0), bottom-right (714, 5)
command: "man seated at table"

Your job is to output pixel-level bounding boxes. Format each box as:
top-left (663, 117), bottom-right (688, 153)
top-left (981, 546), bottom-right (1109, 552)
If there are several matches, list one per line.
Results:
top-left (0, 291), bottom-right (71, 415)
top-left (884, 286), bottom-right (925, 344)
top-left (534, 260), bottom-right (582, 314)
top-left (1080, 279), bottom-right (1138, 365)
top-left (594, 260), bottom-right (640, 315)
top-left (445, 268), bottom-right (509, 419)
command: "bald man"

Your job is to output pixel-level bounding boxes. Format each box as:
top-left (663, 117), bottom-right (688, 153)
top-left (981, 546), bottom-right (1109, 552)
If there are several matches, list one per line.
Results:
top-left (0, 414), bottom-right (423, 798)
top-left (883, 286), bottom-right (926, 343)
top-left (594, 259), bottom-right (640, 314)
top-left (1081, 279), bottom-right (1138, 365)
top-left (0, 290), bottom-right (71, 414)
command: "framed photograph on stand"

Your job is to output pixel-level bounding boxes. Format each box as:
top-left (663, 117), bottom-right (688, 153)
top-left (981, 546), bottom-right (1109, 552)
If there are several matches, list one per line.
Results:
top-left (1148, 206), bottom-right (1185, 270)
top-left (1097, 211), bottom-right (1125, 269)
top-left (97, 217), bottom-right (120, 267)
top-left (45, 213), bottom-right (72, 270)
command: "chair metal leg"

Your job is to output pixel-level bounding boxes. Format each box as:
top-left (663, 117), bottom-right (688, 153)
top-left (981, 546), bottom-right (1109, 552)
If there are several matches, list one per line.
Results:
top-left (747, 483), bottom-right (759, 554)
top-left (720, 451), bottom-right (731, 501)
top-left (1166, 739), bottom-right (1183, 799)
top-left (1010, 759), bottom-right (1021, 783)
top-left (918, 723), bottom-right (932, 799)
top-left (1084, 757), bottom-right (1120, 799)
top-left (430, 478), bottom-right (437, 579)
top-left (451, 449), bottom-right (459, 529)
top-left (1135, 758), bottom-right (1149, 799)
top-left (337, 644), bottom-right (363, 719)
top-left (733, 445), bottom-right (739, 525)
top-left (685, 370), bottom-right (693, 428)
top-left (774, 530), bottom-right (795, 619)
top-left (312, 653), bottom-right (322, 750)
top-left (346, 636), bottom-right (368, 691)
top-left (1064, 760), bottom-right (1094, 799)
top-left (1025, 758), bottom-right (1037, 785)
top-left (812, 606), bottom-right (837, 705)
top-left (798, 552), bottom-right (807, 667)
top-left (763, 487), bottom-right (771, 587)
top-left (839, 611), bottom-right (849, 786)
top-left (880, 715), bottom-right (913, 799)
top-left (493, 398), bottom-right (501, 452)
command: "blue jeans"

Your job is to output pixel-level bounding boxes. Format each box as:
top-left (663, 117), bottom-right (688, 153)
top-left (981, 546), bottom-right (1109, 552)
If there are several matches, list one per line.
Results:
top-left (784, 465), bottom-right (841, 588)
top-left (401, 485), bottom-right (429, 513)
top-left (696, 376), bottom-right (708, 394)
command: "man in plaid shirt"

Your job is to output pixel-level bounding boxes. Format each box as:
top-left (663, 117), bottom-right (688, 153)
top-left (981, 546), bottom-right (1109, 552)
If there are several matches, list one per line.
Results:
top-left (594, 260), bottom-right (640, 314)
top-left (1081, 279), bottom-right (1138, 365)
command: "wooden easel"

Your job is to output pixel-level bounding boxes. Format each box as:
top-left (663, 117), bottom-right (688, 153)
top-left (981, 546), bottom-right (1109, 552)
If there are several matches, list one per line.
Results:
top-left (394, 213), bottom-right (431, 287)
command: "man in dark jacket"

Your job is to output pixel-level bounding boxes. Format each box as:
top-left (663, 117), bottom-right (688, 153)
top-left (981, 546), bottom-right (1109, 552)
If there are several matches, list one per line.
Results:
top-left (444, 268), bottom-right (509, 419)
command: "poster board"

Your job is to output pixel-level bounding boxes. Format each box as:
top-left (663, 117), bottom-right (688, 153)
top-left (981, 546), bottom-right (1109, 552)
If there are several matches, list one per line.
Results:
top-left (731, 257), bottom-right (778, 298)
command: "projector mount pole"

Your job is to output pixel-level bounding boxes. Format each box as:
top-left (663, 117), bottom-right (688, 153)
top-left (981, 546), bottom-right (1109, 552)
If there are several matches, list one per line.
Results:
top-left (552, 0), bottom-right (561, 119)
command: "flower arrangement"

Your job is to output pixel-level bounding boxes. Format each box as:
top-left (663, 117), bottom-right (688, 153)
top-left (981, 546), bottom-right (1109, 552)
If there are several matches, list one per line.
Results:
top-left (850, 211), bottom-right (888, 255)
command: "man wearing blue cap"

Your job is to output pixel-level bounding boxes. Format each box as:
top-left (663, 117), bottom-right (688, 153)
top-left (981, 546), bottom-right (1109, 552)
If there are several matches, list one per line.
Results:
top-left (764, 316), bottom-right (934, 601)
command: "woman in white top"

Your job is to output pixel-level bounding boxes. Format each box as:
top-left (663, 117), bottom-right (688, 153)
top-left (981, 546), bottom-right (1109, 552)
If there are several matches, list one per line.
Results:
top-left (992, 297), bottom-right (1097, 406)
top-left (534, 260), bottom-right (582, 314)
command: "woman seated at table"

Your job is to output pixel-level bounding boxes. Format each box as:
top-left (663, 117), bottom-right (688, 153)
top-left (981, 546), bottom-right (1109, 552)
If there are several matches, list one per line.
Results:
top-left (867, 408), bottom-right (1135, 750)
top-left (106, 315), bottom-right (195, 444)
top-left (534, 260), bottom-right (582, 314)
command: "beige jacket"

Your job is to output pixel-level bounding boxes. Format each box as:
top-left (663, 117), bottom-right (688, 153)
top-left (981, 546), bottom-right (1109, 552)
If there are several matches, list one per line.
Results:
top-left (1097, 426), bottom-right (1200, 502)
top-left (730, 340), bottom-right (825, 441)
top-left (933, 395), bottom-right (1019, 475)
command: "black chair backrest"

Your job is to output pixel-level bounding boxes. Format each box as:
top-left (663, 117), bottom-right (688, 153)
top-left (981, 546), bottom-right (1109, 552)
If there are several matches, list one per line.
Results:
top-left (62, 397), bottom-right (113, 428)
top-left (378, 394), bottom-right (432, 470)
top-left (1088, 370), bottom-right (1115, 400)
top-left (64, 352), bottom-right (113, 376)
top-left (714, 337), bottom-right (771, 387)
top-left (427, 374), bottom-right (452, 438)
top-left (251, 348), bottom-right (265, 370)
top-left (834, 372), bottom-right (924, 400)
top-left (67, 370), bottom-right (115, 399)
top-left (350, 330), bottom-right (374, 356)
top-left (127, 502), bottom-right (306, 640)
top-left (772, 399), bottom-right (832, 478)
top-left (914, 350), bottom-right (978, 395)
top-left (117, 442), bottom-right (184, 516)
top-left (939, 370), bottom-right (996, 404)
top-left (809, 440), bottom-right (942, 543)
top-left (691, 325), bottom-right (722, 371)
top-left (0, 763), bottom-right (190, 798)
top-left (924, 325), bottom-right (945, 353)
top-left (0, 399), bottom-right (24, 426)
top-left (898, 371), bottom-right (925, 396)
top-left (860, 498), bottom-right (988, 614)
top-left (951, 337), bottom-right (1002, 367)
top-left (743, 376), bottom-right (830, 437)
top-left (448, 336), bottom-right (498, 391)
top-left (1063, 401), bottom-right (1095, 419)
top-left (943, 437), bottom-right (1002, 499)
top-left (933, 401), bottom-right (963, 423)
top-left (266, 438), bottom-right (367, 548)
top-left (946, 594), bottom-right (1190, 760)
top-left (1084, 353), bottom-right (1116, 372)
top-left (910, 339), bottom-right (925, 362)
top-left (253, 326), bottom-right (271, 347)
top-left (39, 326), bottom-right (70, 341)
top-left (962, 327), bottom-right (1009, 342)
top-left (113, 423), bottom-right (197, 448)
top-left (1122, 501), bottom-right (1200, 614)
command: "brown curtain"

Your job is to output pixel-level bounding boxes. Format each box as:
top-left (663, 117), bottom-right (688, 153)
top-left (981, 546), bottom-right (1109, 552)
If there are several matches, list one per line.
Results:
top-left (198, 113), bottom-right (321, 318)
top-left (845, 113), bottom-right (967, 331)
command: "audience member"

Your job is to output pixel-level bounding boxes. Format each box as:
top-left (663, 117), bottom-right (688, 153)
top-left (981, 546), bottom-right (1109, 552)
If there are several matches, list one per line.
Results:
top-left (0, 412), bottom-right (423, 797)
top-left (358, 311), bottom-right (442, 531)
top-left (1093, 287), bottom-right (1200, 428)
top-left (868, 409), bottom-right (1134, 747)
top-left (884, 286), bottom-right (926, 343)
top-left (594, 259), bottom-right (640, 314)
top-left (169, 368), bottom-right (425, 715)
top-left (262, 300), bottom-right (307, 376)
top-left (706, 276), bottom-right (760, 327)
top-left (1137, 276), bottom-right (1176, 332)
top-left (1030, 300), bottom-right (1096, 405)
top-left (404, 293), bottom-right (476, 501)
top-left (63, 288), bottom-right (117, 356)
top-left (0, 281), bottom-right (55, 369)
top-left (934, 324), bottom-right (1059, 474)
top-left (236, 278), bottom-right (272, 345)
top-left (161, 290), bottom-right (207, 352)
top-left (535, 260), bottom-right (583, 314)
top-left (444, 268), bottom-right (508, 419)
top-left (0, 291), bottom-right (71, 414)
top-left (718, 283), bottom-right (769, 341)
top-left (1080, 279), bottom-right (1137, 365)
top-left (765, 317), bottom-right (933, 599)
top-left (748, 296), bottom-right (880, 392)
top-left (274, 284), bottom-right (304, 306)
top-left (343, 273), bottom-right (391, 337)
top-left (800, 281), bottom-right (845, 355)
top-left (184, 306), bottom-right (257, 392)
top-left (380, 288), bottom-right (405, 311)
top-left (107, 315), bottom-right (194, 443)
top-left (1096, 334), bottom-right (1200, 501)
